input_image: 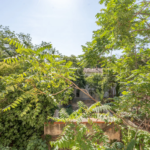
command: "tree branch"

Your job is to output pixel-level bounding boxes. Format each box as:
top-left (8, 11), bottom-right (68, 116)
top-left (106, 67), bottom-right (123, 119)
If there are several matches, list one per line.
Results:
top-left (127, 1), bottom-right (150, 31)
top-left (131, 28), bottom-right (150, 32)
top-left (139, 15), bottom-right (150, 27)
top-left (136, 13), bottom-right (150, 16)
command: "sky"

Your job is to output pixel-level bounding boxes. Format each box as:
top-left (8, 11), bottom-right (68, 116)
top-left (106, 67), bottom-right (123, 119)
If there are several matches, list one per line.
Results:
top-left (0, 0), bottom-right (107, 56)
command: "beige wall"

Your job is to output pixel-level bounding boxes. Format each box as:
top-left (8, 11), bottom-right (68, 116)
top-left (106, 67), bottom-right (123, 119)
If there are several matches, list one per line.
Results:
top-left (44, 120), bottom-right (120, 149)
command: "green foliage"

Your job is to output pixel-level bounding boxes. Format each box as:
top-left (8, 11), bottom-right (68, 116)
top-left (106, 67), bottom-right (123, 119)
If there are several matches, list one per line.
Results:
top-left (121, 126), bottom-right (150, 149)
top-left (49, 101), bottom-right (120, 149)
top-left (1, 0), bottom-right (150, 148)
top-left (50, 102), bottom-right (112, 150)
top-left (85, 73), bottom-right (109, 101)
top-left (0, 61), bottom-right (21, 76)
top-left (0, 25), bottom-right (33, 61)
top-left (0, 37), bottom-right (76, 149)
top-left (0, 136), bottom-right (48, 150)
top-left (105, 142), bottom-right (124, 150)
top-left (60, 105), bottom-right (74, 116)
top-left (62, 55), bottom-right (79, 68)
top-left (51, 123), bottom-right (109, 150)
top-left (112, 53), bottom-right (150, 119)
top-left (65, 106), bottom-right (73, 115)
top-left (62, 55), bottom-right (86, 88)
top-left (51, 102), bottom-right (145, 149)
top-left (125, 139), bottom-right (136, 150)
top-left (80, 0), bottom-right (150, 149)
top-left (59, 108), bottom-right (69, 118)
top-left (26, 135), bottom-right (48, 150)
top-left (105, 140), bottom-right (136, 150)
top-left (49, 101), bottom-right (117, 123)
top-left (0, 144), bottom-right (18, 150)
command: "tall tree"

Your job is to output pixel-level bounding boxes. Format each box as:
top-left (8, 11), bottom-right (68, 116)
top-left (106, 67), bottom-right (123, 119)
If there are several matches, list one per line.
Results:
top-left (0, 25), bottom-right (33, 61)
top-left (0, 36), bottom-right (76, 148)
top-left (62, 55), bottom-right (86, 88)
top-left (81, 0), bottom-right (150, 134)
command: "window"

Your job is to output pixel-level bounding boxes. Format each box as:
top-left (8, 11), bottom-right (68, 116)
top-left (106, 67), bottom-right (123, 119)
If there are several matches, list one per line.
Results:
top-left (76, 89), bottom-right (80, 97)
top-left (89, 90), bottom-right (94, 96)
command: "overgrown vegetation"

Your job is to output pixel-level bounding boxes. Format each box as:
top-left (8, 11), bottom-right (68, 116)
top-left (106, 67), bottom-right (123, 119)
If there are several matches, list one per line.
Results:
top-left (0, 0), bottom-right (150, 149)
top-left (0, 28), bottom-right (76, 149)
top-left (50, 101), bottom-right (147, 150)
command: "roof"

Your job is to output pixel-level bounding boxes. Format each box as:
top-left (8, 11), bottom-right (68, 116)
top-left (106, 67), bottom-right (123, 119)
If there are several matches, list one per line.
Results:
top-left (83, 68), bottom-right (103, 73)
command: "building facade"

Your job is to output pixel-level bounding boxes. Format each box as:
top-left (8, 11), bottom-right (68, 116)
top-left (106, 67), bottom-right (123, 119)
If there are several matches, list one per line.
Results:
top-left (73, 68), bottom-right (116, 101)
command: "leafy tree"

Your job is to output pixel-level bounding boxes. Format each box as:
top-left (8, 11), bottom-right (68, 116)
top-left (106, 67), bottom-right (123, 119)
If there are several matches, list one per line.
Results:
top-left (79, 1), bottom-right (150, 149)
top-left (81, 0), bottom-right (150, 126)
top-left (35, 41), bottom-right (62, 57)
top-left (62, 55), bottom-right (86, 88)
top-left (0, 25), bottom-right (33, 61)
top-left (62, 55), bottom-right (79, 67)
top-left (1, 0), bottom-right (150, 148)
top-left (0, 38), bottom-right (76, 149)
top-left (85, 73), bottom-right (106, 101)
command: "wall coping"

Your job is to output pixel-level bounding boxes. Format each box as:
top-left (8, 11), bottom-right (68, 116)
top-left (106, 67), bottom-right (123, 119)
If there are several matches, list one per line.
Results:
top-left (45, 118), bottom-right (114, 124)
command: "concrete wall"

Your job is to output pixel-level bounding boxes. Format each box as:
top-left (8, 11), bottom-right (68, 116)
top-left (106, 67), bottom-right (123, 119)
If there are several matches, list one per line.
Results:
top-left (44, 119), bottom-right (120, 150)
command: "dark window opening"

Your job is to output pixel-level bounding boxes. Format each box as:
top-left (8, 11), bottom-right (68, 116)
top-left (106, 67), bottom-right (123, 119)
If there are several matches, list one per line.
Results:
top-left (76, 89), bottom-right (80, 97)
top-left (89, 90), bottom-right (94, 96)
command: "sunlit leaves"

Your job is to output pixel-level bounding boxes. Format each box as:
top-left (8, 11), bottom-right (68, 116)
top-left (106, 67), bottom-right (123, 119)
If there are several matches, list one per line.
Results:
top-left (0, 38), bottom-right (76, 130)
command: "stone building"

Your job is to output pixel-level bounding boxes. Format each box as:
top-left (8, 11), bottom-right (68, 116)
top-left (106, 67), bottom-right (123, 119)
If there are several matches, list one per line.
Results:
top-left (71, 68), bottom-right (116, 110)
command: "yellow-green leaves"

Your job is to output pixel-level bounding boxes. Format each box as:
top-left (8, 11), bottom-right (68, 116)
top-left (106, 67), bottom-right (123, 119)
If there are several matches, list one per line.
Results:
top-left (4, 38), bottom-right (24, 49)
top-left (1, 36), bottom-right (76, 135)
top-left (36, 44), bottom-right (52, 54)
top-left (6, 85), bottom-right (15, 92)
